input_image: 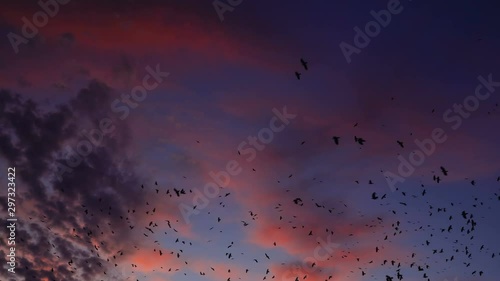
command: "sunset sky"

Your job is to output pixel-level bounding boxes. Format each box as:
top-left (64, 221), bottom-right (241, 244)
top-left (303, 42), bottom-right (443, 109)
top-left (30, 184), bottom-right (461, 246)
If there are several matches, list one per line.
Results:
top-left (1, 1), bottom-right (500, 281)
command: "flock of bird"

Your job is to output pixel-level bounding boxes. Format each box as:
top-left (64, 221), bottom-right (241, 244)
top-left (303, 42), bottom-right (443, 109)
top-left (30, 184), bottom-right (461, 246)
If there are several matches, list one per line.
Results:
top-left (62, 109), bottom-right (498, 280)
top-left (19, 59), bottom-right (500, 281)
top-left (109, 158), bottom-right (498, 281)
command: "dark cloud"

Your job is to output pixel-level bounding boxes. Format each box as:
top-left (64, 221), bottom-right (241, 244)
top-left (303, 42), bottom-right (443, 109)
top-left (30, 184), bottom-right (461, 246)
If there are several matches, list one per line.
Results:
top-left (0, 81), bottom-right (155, 280)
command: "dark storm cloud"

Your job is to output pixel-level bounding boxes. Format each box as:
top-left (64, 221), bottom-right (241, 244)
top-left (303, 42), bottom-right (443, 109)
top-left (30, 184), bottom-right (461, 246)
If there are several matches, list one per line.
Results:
top-left (0, 81), bottom-right (153, 280)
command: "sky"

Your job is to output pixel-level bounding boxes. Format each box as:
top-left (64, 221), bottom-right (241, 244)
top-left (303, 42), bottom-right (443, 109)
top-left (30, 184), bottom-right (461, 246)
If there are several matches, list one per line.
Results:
top-left (0, 0), bottom-right (500, 281)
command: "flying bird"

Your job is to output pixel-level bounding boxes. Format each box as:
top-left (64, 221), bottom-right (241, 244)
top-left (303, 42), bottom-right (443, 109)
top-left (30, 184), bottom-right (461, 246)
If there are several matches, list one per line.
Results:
top-left (354, 136), bottom-right (366, 145)
top-left (295, 72), bottom-right (301, 80)
top-left (300, 58), bottom-right (308, 70)
top-left (440, 166), bottom-right (448, 176)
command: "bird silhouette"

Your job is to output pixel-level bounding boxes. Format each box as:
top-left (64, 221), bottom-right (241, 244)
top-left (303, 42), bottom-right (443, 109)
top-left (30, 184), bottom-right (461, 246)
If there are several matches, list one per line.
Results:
top-left (295, 71), bottom-right (301, 80)
top-left (300, 58), bottom-right (308, 70)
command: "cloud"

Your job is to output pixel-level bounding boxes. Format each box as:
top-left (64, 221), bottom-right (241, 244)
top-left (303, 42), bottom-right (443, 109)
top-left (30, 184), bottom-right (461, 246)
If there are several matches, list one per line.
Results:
top-left (0, 81), bottom-right (189, 280)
